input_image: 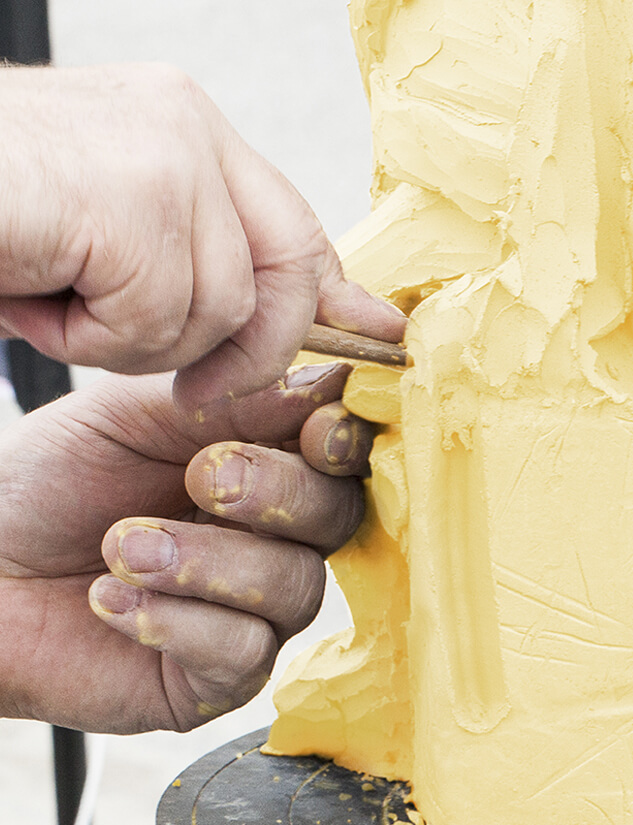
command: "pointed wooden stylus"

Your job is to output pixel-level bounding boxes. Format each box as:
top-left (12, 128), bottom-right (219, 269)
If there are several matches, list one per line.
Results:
top-left (303, 323), bottom-right (409, 367)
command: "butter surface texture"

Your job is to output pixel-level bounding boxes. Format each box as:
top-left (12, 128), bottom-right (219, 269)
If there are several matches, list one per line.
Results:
top-left (266, 1), bottom-right (633, 822)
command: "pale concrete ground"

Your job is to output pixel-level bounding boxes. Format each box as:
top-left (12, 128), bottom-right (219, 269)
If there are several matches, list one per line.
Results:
top-left (0, 2), bottom-right (373, 823)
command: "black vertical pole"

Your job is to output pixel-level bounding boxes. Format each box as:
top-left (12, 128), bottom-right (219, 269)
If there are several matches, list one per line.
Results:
top-left (52, 727), bottom-right (89, 825)
top-left (0, 0), bottom-right (50, 64)
top-left (7, 341), bottom-right (72, 413)
top-left (0, 3), bottom-right (87, 825)
top-left (0, 0), bottom-right (73, 415)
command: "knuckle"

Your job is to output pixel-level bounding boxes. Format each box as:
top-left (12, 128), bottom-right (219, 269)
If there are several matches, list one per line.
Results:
top-left (300, 225), bottom-right (330, 287)
top-left (228, 269), bottom-right (257, 331)
top-left (307, 224), bottom-right (330, 263)
top-left (130, 66), bottom-right (209, 185)
top-left (342, 481), bottom-right (366, 541)
top-left (199, 246), bottom-right (256, 344)
top-left (145, 62), bottom-right (202, 105)
top-left (136, 153), bottom-right (190, 223)
top-left (272, 202), bottom-right (330, 291)
top-left (321, 479), bottom-right (366, 553)
top-left (141, 153), bottom-right (180, 196)
top-left (287, 549), bottom-right (326, 633)
top-left (233, 617), bottom-right (278, 682)
top-left (125, 306), bottom-right (188, 358)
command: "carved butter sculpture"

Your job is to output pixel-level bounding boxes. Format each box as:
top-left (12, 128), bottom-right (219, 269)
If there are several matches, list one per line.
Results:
top-left (266, 1), bottom-right (633, 822)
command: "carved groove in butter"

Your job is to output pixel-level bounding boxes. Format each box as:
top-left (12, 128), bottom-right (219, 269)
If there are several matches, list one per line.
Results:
top-left (437, 431), bottom-right (509, 733)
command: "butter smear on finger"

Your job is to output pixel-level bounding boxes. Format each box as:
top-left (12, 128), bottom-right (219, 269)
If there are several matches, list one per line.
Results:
top-left (265, 1), bottom-right (633, 823)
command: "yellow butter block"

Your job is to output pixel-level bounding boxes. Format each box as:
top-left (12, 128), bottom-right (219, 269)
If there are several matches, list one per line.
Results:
top-left (268, 1), bottom-right (633, 822)
top-left (342, 363), bottom-right (402, 424)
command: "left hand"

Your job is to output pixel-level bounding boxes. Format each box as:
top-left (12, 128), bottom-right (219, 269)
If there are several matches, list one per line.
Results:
top-left (0, 363), bottom-right (373, 733)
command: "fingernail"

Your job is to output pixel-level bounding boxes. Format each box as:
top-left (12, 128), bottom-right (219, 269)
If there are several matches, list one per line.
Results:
top-left (285, 362), bottom-right (347, 389)
top-left (325, 419), bottom-right (357, 465)
top-left (91, 577), bottom-right (142, 614)
top-left (210, 451), bottom-right (253, 504)
top-left (119, 525), bottom-right (175, 574)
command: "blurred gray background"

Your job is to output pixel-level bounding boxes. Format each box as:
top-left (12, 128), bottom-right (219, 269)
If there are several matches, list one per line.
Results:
top-left (0, 1), bottom-right (372, 823)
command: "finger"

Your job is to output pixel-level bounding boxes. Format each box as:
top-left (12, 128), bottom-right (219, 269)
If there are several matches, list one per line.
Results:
top-left (101, 518), bottom-right (326, 642)
top-left (170, 360), bottom-right (353, 449)
top-left (61, 361), bottom-right (351, 477)
top-left (174, 122), bottom-right (406, 415)
top-left (222, 134), bottom-right (408, 345)
top-left (162, 171), bottom-right (257, 371)
top-left (173, 149), bottom-right (322, 411)
top-left (314, 243), bottom-right (407, 342)
top-left (65, 176), bottom-right (257, 374)
top-left (227, 361), bottom-right (352, 444)
top-left (299, 401), bottom-right (374, 477)
top-left (0, 169), bottom-right (256, 375)
top-left (89, 575), bottom-right (277, 719)
top-left (0, 295), bottom-right (74, 362)
top-left (185, 442), bottom-right (365, 553)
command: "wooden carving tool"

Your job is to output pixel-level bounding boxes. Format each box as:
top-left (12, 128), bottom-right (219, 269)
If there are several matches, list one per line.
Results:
top-left (303, 323), bottom-right (409, 367)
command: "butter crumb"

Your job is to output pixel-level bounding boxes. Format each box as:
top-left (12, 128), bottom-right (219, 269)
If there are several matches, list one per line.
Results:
top-left (176, 562), bottom-right (195, 586)
top-left (243, 587), bottom-right (264, 606)
top-left (207, 577), bottom-right (231, 596)
top-left (260, 507), bottom-right (293, 525)
top-left (135, 612), bottom-right (166, 649)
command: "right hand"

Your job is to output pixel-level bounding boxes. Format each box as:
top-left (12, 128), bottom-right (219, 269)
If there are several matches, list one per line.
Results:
top-left (0, 63), bottom-right (405, 413)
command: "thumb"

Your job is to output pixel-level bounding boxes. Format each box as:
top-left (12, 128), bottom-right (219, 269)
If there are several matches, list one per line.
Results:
top-left (174, 121), bottom-right (405, 417)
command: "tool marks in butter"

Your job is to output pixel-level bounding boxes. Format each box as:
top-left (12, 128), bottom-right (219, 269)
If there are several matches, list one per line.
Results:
top-left (435, 417), bottom-right (509, 734)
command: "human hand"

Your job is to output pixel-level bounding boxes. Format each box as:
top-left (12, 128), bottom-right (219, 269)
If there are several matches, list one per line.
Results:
top-left (0, 362), bottom-right (374, 733)
top-left (0, 63), bottom-right (405, 412)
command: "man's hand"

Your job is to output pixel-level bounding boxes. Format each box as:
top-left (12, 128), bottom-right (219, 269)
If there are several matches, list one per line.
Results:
top-left (0, 63), bottom-right (405, 412)
top-left (0, 362), bottom-right (374, 733)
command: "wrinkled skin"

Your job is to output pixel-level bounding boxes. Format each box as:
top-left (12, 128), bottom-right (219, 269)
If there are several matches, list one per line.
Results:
top-left (0, 363), bottom-right (372, 733)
